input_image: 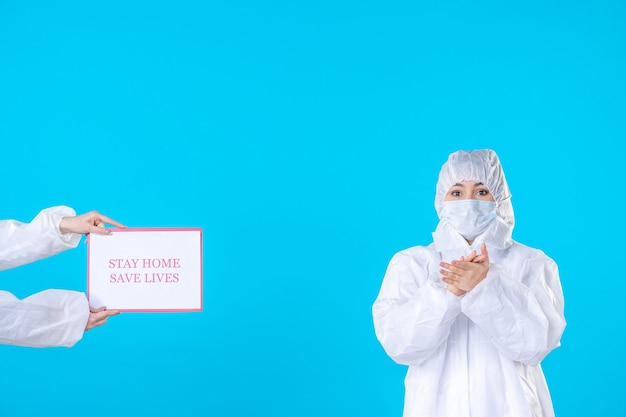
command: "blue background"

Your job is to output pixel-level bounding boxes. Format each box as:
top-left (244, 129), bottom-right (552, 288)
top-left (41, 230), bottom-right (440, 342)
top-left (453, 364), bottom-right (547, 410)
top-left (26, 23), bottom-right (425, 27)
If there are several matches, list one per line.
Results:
top-left (0, 0), bottom-right (623, 416)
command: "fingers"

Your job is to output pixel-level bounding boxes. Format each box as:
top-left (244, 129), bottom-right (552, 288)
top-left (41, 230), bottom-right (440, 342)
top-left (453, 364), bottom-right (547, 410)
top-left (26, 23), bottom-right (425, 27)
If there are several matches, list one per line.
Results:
top-left (463, 250), bottom-right (477, 262)
top-left (440, 260), bottom-right (467, 273)
top-left (87, 224), bottom-right (112, 235)
top-left (87, 211), bottom-right (126, 235)
top-left (440, 255), bottom-right (489, 292)
top-left (60, 210), bottom-right (126, 235)
top-left (84, 211), bottom-right (126, 235)
top-left (464, 245), bottom-right (491, 263)
top-left (439, 260), bottom-right (465, 283)
top-left (92, 212), bottom-right (126, 229)
top-left (481, 243), bottom-right (489, 259)
top-left (473, 244), bottom-right (490, 263)
top-left (85, 307), bottom-right (121, 331)
top-left (457, 244), bottom-right (490, 264)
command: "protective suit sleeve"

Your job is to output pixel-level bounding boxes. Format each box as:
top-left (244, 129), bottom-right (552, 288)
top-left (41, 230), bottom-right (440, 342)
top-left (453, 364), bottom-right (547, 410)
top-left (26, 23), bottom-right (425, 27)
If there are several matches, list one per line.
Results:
top-left (461, 258), bottom-right (566, 366)
top-left (0, 289), bottom-right (89, 347)
top-left (0, 206), bottom-right (82, 271)
top-left (373, 251), bottom-right (461, 366)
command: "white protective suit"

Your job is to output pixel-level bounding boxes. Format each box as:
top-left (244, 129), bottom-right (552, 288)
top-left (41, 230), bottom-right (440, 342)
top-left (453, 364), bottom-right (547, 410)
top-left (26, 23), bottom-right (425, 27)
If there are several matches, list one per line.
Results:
top-left (373, 150), bottom-right (566, 417)
top-left (0, 206), bottom-right (90, 347)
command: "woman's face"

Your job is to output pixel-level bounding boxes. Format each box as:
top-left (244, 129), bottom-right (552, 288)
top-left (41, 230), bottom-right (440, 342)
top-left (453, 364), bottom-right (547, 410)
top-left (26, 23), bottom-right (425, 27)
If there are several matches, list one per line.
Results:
top-left (444, 180), bottom-right (495, 202)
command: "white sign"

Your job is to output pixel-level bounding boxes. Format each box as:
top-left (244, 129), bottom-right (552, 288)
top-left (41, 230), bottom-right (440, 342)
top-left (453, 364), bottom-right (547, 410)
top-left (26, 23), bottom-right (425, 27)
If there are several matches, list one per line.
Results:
top-left (88, 228), bottom-right (203, 312)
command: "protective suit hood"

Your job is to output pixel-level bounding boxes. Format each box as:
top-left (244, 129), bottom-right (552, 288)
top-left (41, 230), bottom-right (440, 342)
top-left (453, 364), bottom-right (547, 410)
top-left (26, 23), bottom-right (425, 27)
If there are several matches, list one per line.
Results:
top-left (433, 149), bottom-right (514, 249)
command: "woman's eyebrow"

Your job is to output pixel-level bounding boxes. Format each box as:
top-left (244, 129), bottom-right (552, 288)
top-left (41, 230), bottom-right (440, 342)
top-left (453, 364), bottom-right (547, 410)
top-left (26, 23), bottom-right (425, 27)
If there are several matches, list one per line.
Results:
top-left (450, 182), bottom-right (486, 188)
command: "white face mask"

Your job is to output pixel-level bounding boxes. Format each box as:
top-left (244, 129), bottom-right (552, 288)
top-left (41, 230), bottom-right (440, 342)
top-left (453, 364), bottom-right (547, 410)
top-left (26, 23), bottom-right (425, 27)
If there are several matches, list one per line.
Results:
top-left (441, 200), bottom-right (496, 240)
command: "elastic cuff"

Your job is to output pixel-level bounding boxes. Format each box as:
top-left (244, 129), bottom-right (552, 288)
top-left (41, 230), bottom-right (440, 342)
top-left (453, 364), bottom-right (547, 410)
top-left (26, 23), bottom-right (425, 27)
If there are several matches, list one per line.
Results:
top-left (51, 206), bottom-right (82, 247)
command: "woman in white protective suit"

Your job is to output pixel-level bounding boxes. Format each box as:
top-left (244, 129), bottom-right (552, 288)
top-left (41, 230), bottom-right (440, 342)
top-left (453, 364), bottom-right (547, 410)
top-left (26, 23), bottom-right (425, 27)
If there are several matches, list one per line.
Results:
top-left (1, 206), bottom-right (124, 348)
top-left (372, 149), bottom-right (566, 417)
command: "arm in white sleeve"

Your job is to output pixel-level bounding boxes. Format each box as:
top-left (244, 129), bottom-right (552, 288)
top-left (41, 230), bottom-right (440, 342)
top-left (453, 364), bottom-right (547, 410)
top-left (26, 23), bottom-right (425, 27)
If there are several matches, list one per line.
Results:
top-left (0, 289), bottom-right (90, 347)
top-left (0, 206), bottom-right (82, 271)
top-left (373, 251), bottom-right (462, 366)
top-left (461, 257), bottom-right (566, 365)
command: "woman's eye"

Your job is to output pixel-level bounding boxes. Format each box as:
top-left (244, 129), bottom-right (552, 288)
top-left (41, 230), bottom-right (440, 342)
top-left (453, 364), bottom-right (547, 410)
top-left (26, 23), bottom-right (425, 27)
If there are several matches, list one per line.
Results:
top-left (477, 189), bottom-right (489, 196)
top-left (451, 190), bottom-right (461, 197)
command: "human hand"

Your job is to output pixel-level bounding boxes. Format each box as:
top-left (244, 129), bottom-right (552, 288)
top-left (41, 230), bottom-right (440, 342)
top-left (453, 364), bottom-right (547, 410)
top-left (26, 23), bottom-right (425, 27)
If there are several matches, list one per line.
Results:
top-left (445, 283), bottom-right (467, 297)
top-left (440, 244), bottom-right (490, 292)
top-left (464, 243), bottom-right (489, 264)
top-left (443, 248), bottom-right (480, 296)
top-left (59, 210), bottom-right (125, 235)
top-left (85, 306), bottom-right (121, 331)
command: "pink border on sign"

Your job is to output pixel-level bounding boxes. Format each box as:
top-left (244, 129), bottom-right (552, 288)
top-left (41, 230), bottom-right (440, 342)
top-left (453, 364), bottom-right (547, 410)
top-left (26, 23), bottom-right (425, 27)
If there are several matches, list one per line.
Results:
top-left (87, 227), bottom-right (203, 313)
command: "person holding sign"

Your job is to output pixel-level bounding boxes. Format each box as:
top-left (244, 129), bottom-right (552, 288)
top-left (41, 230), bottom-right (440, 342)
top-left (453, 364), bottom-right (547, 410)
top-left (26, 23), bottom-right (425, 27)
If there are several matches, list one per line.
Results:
top-left (0, 206), bottom-right (124, 348)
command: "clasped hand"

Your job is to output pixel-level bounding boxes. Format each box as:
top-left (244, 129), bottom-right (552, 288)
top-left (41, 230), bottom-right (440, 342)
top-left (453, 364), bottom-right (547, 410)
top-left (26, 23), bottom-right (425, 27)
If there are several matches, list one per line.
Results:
top-left (440, 243), bottom-right (490, 296)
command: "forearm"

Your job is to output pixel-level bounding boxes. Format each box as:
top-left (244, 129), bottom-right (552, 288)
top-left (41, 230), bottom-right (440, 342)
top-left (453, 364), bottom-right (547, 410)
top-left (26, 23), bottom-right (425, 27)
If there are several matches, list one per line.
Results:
top-left (461, 265), bottom-right (565, 365)
top-left (373, 284), bottom-right (461, 366)
top-left (0, 289), bottom-right (89, 347)
top-left (0, 206), bottom-right (82, 271)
